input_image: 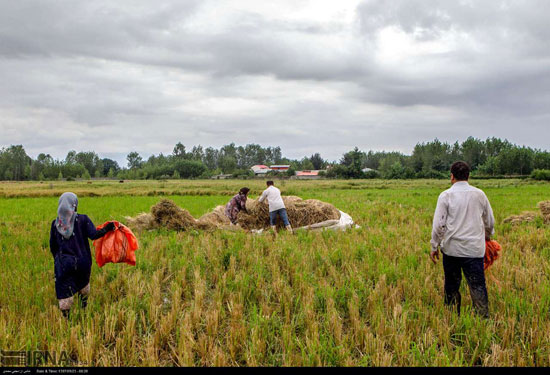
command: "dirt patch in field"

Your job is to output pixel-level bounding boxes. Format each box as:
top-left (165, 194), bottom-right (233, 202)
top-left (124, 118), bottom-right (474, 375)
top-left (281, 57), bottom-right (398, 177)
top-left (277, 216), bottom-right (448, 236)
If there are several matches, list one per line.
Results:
top-left (237, 196), bottom-right (341, 230)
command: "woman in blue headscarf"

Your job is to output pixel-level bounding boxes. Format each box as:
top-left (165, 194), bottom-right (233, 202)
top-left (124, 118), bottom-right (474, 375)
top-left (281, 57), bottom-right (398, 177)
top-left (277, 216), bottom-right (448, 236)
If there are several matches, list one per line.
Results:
top-left (49, 192), bottom-right (115, 318)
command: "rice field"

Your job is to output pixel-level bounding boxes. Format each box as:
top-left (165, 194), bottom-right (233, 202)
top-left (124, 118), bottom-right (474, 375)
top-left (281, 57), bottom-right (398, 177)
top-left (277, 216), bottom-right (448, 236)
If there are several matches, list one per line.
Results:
top-left (1, 179), bottom-right (549, 366)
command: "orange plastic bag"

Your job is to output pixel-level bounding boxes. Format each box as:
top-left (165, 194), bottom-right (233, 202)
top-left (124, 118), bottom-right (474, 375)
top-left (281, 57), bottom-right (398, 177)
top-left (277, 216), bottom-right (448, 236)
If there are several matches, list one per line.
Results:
top-left (93, 221), bottom-right (139, 268)
top-left (484, 240), bottom-right (502, 270)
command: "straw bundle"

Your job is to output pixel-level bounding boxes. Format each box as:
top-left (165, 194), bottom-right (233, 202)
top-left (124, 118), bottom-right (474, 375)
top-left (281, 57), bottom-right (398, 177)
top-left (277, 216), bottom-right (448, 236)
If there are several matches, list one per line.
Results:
top-left (124, 196), bottom-right (343, 232)
top-left (538, 201), bottom-right (550, 224)
top-left (124, 212), bottom-right (156, 231)
top-left (237, 196), bottom-right (340, 230)
top-left (197, 205), bottom-right (230, 230)
top-left (150, 199), bottom-right (197, 231)
top-left (502, 211), bottom-right (539, 225)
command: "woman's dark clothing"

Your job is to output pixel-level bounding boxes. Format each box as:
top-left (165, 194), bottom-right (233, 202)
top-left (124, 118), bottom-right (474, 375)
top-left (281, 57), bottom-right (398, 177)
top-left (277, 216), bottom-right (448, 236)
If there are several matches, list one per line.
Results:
top-left (49, 214), bottom-right (109, 299)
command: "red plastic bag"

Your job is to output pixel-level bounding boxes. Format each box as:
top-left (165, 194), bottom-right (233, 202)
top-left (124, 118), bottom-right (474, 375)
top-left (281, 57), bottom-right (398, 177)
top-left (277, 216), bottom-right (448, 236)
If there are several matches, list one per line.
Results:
top-left (93, 221), bottom-right (139, 268)
top-left (484, 240), bottom-right (502, 270)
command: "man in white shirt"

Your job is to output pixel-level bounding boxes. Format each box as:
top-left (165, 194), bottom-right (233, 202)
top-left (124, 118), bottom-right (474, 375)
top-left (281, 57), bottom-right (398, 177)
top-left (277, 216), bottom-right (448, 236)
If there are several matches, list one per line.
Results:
top-left (258, 180), bottom-right (293, 234)
top-left (430, 161), bottom-right (495, 318)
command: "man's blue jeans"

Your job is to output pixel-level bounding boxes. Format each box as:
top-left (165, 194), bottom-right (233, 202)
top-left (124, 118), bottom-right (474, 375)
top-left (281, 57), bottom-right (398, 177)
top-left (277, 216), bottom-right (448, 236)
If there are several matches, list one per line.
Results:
top-left (269, 208), bottom-right (290, 226)
top-left (443, 253), bottom-right (489, 318)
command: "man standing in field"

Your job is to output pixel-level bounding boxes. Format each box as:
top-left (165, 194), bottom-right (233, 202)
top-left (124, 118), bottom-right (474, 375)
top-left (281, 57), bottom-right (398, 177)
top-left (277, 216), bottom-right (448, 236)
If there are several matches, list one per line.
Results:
top-left (430, 161), bottom-right (495, 318)
top-left (258, 180), bottom-right (293, 235)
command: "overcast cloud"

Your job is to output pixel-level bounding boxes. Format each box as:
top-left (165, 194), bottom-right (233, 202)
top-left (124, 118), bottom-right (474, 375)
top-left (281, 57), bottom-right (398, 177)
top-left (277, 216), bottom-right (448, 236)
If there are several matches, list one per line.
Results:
top-left (1, 0), bottom-right (549, 166)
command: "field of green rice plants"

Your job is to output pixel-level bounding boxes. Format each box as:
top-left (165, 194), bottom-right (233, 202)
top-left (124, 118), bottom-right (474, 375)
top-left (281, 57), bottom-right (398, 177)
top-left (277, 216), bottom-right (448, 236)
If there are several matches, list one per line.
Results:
top-left (1, 179), bottom-right (549, 366)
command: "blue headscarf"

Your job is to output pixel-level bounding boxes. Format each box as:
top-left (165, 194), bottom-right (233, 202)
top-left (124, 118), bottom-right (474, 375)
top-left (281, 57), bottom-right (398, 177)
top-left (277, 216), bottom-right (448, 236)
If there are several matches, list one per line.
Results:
top-left (55, 192), bottom-right (78, 240)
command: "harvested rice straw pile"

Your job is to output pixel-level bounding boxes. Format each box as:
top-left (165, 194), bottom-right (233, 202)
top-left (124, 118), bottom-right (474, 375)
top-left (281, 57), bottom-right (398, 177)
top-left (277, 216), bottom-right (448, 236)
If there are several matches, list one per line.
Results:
top-left (196, 205), bottom-right (231, 230)
top-left (124, 212), bottom-right (156, 231)
top-left (125, 201), bottom-right (230, 231)
top-left (502, 211), bottom-right (540, 225)
top-left (538, 201), bottom-right (550, 224)
top-left (150, 199), bottom-right (197, 231)
top-left (237, 196), bottom-right (340, 230)
top-left (124, 196), bottom-right (343, 232)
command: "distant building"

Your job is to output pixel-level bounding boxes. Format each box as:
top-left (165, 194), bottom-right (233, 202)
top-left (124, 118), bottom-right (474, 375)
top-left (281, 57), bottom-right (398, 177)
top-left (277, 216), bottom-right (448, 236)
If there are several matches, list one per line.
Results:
top-left (295, 170), bottom-right (322, 179)
top-left (251, 165), bottom-right (271, 175)
top-left (270, 165), bottom-right (290, 172)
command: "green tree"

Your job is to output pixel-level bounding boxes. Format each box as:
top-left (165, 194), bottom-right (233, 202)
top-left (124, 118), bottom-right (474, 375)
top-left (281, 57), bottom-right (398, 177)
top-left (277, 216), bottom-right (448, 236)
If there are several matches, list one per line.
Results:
top-left (309, 153), bottom-right (325, 170)
top-left (0, 145), bottom-right (31, 180)
top-left (127, 152), bottom-right (143, 169)
top-left (299, 157), bottom-right (315, 171)
top-left (191, 145), bottom-right (204, 161)
top-left (380, 160), bottom-right (405, 179)
top-left (74, 151), bottom-right (102, 176)
top-left (286, 166), bottom-right (296, 177)
top-left (173, 142), bottom-right (186, 159)
top-left (218, 156), bottom-right (238, 174)
top-left (340, 147), bottom-right (364, 178)
top-left (102, 158), bottom-right (120, 175)
top-left (203, 147), bottom-right (218, 170)
top-left (477, 156), bottom-right (499, 176)
top-left (496, 147), bottom-right (534, 175)
top-left (461, 137), bottom-right (486, 170)
top-left (174, 160), bottom-right (207, 178)
top-left (65, 150), bottom-right (77, 165)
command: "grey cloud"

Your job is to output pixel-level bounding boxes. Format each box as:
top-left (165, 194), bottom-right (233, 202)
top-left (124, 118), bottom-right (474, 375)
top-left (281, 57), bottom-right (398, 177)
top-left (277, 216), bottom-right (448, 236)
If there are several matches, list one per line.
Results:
top-left (0, 0), bottom-right (365, 82)
top-left (1, 0), bottom-right (550, 165)
top-left (352, 1), bottom-right (550, 114)
top-left (357, 0), bottom-right (550, 47)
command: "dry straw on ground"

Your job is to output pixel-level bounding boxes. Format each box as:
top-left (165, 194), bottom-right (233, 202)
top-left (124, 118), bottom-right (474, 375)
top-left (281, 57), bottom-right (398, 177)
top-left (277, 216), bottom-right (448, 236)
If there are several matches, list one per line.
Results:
top-left (237, 196), bottom-right (340, 230)
top-left (150, 199), bottom-right (197, 230)
top-left (502, 200), bottom-right (550, 225)
top-left (124, 212), bottom-right (156, 231)
top-left (196, 205), bottom-right (230, 230)
top-left (125, 197), bottom-right (341, 231)
top-left (503, 211), bottom-right (540, 225)
top-left (538, 201), bottom-right (550, 224)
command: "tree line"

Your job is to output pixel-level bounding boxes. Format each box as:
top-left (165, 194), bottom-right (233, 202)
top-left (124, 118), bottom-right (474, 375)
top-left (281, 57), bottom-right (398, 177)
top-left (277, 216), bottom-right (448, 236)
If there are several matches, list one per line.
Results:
top-left (327, 137), bottom-right (550, 180)
top-left (1, 137), bottom-right (550, 181)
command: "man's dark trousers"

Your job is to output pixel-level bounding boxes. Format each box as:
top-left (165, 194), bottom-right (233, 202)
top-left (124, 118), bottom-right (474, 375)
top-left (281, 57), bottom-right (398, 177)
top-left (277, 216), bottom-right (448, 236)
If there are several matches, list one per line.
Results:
top-left (442, 253), bottom-right (489, 318)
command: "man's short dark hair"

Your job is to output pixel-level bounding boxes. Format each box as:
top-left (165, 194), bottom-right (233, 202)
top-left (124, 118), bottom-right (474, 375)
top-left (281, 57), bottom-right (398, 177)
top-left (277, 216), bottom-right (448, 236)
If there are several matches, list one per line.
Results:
top-left (451, 161), bottom-right (470, 181)
top-left (266, 180), bottom-right (274, 186)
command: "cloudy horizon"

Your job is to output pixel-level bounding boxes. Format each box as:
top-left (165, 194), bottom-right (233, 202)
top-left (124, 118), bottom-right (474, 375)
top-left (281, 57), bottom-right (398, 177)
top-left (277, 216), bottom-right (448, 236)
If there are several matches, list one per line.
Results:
top-left (1, 0), bottom-right (550, 167)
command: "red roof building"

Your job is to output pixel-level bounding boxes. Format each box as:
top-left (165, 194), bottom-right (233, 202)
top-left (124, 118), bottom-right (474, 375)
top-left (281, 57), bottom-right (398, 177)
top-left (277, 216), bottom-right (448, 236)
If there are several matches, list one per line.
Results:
top-left (270, 165), bottom-right (290, 171)
top-left (251, 165), bottom-right (271, 175)
top-left (296, 170), bottom-right (318, 176)
top-left (295, 170), bottom-right (322, 179)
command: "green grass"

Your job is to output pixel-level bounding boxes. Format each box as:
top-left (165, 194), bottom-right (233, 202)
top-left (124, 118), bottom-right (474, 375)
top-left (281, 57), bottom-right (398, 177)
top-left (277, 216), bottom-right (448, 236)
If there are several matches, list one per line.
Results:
top-left (0, 179), bottom-right (549, 366)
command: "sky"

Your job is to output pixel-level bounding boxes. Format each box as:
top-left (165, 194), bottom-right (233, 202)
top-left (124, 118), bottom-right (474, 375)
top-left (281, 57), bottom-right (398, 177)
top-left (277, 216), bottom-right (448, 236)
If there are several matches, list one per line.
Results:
top-left (1, 0), bottom-right (549, 166)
